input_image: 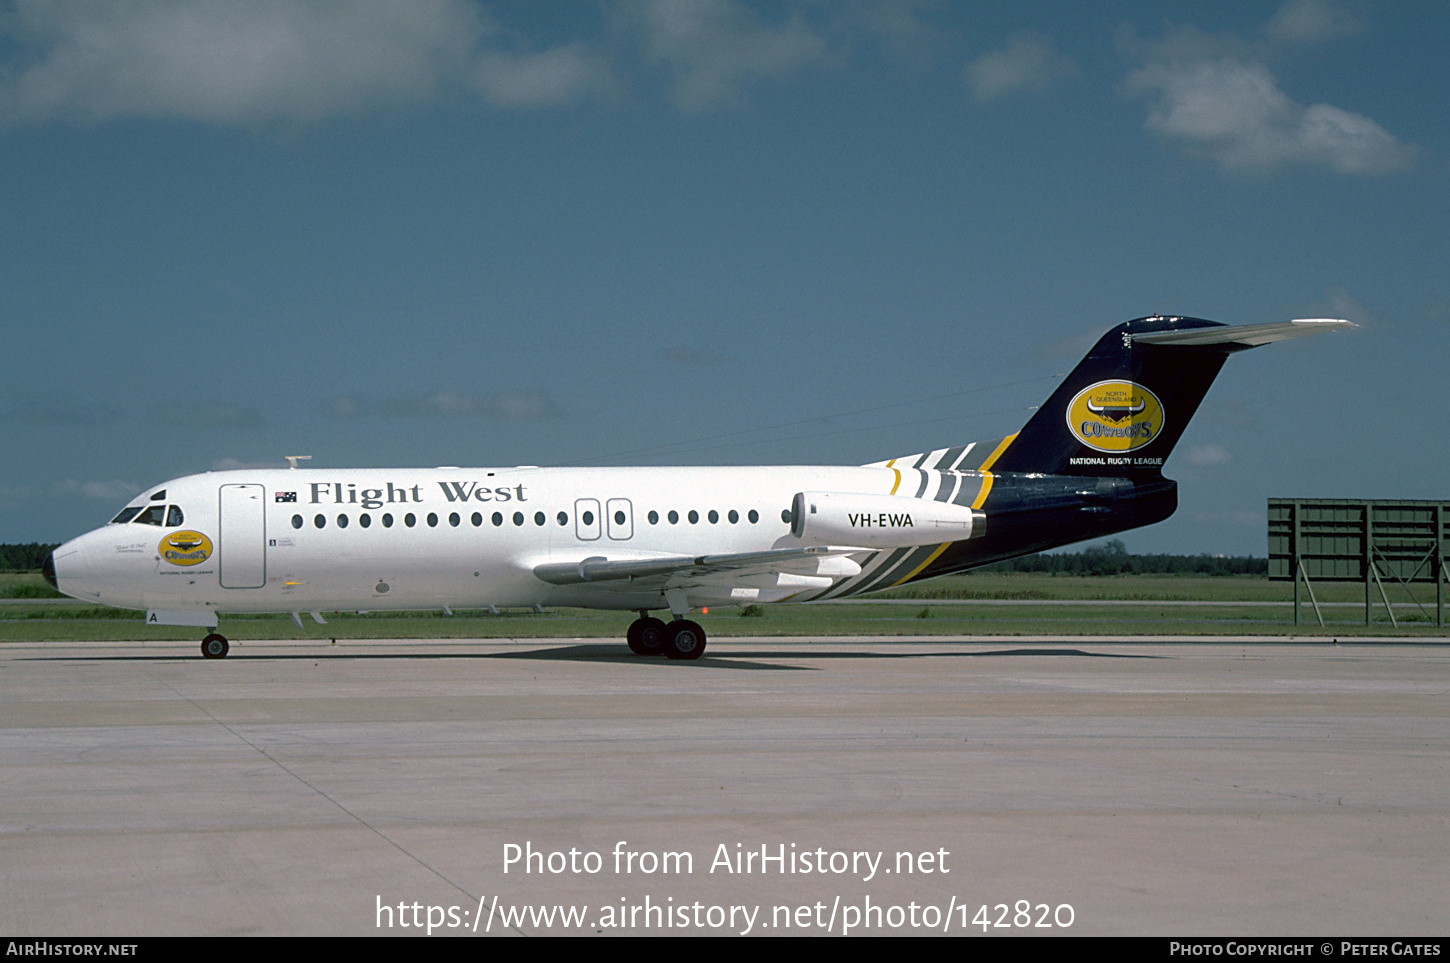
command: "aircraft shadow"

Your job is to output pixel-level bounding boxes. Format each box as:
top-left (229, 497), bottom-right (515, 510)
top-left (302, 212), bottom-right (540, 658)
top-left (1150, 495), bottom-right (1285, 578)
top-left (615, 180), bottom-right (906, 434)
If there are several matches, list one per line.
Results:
top-left (32, 643), bottom-right (1161, 671)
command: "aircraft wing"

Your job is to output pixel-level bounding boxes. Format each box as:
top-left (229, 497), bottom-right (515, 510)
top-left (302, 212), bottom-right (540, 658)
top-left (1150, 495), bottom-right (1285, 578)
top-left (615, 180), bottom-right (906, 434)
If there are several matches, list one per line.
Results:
top-left (532, 545), bottom-right (864, 586)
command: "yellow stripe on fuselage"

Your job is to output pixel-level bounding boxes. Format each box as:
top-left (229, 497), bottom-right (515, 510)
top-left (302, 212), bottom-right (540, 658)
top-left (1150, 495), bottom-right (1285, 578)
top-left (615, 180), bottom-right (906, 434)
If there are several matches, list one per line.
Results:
top-left (980, 432), bottom-right (1017, 472)
top-left (970, 431), bottom-right (1018, 508)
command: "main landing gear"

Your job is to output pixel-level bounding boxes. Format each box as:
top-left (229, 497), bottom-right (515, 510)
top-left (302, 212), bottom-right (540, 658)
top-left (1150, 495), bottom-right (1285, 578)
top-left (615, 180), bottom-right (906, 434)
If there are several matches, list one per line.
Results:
top-left (626, 613), bottom-right (706, 660)
top-left (200, 633), bottom-right (230, 659)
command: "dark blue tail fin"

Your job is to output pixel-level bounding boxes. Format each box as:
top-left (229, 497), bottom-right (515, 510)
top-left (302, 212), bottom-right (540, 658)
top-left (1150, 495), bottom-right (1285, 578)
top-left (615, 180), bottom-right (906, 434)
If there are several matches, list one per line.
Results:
top-left (991, 315), bottom-right (1311, 477)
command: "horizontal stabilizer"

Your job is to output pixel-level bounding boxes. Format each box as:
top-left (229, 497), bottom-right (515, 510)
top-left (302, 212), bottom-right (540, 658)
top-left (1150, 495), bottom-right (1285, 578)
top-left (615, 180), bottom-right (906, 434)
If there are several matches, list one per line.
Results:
top-left (1132, 318), bottom-right (1355, 348)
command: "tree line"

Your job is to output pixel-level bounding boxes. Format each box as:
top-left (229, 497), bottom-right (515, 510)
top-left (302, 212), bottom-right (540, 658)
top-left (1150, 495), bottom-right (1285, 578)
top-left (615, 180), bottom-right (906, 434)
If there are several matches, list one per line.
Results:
top-left (0, 544), bottom-right (60, 572)
top-left (975, 539), bottom-right (1267, 576)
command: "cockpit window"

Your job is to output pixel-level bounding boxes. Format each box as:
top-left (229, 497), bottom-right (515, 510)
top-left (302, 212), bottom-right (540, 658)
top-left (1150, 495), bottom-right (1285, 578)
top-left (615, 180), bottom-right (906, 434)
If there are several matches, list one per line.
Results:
top-left (149, 490), bottom-right (166, 501)
top-left (166, 505), bottom-right (184, 527)
top-left (111, 506), bottom-right (142, 525)
top-left (133, 505), bottom-right (166, 526)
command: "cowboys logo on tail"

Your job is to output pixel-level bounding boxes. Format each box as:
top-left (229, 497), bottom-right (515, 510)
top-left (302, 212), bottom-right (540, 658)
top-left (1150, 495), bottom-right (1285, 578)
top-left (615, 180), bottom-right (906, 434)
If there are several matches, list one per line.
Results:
top-left (1066, 381), bottom-right (1165, 453)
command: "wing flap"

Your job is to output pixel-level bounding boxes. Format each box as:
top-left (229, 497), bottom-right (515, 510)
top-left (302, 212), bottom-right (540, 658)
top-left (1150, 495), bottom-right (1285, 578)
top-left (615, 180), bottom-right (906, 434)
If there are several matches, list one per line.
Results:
top-left (533, 545), bottom-right (864, 586)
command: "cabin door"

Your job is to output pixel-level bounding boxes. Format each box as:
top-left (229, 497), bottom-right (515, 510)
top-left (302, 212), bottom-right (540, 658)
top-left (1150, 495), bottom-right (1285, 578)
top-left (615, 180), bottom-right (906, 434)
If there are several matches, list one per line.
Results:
top-left (218, 484), bottom-right (266, 589)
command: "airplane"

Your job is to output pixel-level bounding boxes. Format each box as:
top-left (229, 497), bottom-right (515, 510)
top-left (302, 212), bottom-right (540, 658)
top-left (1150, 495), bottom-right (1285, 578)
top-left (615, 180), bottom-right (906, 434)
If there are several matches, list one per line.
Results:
top-left (43, 315), bottom-right (1352, 661)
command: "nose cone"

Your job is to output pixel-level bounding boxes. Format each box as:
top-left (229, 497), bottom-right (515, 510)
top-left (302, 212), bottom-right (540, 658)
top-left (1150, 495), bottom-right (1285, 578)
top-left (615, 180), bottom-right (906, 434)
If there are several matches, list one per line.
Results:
top-left (45, 537), bottom-right (97, 602)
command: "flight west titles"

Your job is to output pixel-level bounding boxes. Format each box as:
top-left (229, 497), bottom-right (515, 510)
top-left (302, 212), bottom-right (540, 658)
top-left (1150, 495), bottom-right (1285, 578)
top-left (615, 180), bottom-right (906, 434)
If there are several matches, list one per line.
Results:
top-left (306, 481), bottom-right (528, 509)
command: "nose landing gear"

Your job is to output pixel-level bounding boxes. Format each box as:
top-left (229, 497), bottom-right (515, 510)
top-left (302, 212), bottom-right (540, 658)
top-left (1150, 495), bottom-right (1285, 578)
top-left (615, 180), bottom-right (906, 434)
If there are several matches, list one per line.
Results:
top-left (200, 633), bottom-right (229, 659)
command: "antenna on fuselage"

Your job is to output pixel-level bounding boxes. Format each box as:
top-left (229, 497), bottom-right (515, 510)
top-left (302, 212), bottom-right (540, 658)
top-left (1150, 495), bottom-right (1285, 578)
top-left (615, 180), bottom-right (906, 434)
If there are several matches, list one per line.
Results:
top-left (285, 455), bottom-right (312, 470)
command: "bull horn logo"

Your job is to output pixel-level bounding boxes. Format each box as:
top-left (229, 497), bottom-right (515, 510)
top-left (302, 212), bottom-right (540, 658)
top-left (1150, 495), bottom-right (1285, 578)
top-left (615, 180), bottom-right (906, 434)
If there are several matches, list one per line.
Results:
top-left (1085, 398), bottom-right (1146, 422)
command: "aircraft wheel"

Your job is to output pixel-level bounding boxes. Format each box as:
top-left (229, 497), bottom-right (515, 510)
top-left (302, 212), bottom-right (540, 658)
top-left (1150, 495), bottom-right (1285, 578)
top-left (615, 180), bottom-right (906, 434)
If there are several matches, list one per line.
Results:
top-left (664, 620), bottom-right (706, 661)
top-left (626, 617), bottom-right (668, 655)
top-left (200, 634), bottom-right (230, 659)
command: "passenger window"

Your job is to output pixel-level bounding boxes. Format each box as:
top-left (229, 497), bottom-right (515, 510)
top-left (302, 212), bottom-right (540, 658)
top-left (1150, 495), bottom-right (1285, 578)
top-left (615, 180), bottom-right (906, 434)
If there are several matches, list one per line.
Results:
top-left (668, 510), bottom-right (679, 524)
top-left (535, 512), bottom-right (546, 526)
top-left (557, 511), bottom-right (568, 526)
top-left (708, 510), bottom-right (719, 524)
top-left (688, 510), bottom-right (699, 524)
top-left (360, 513), bottom-right (371, 528)
top-left (728, 509), bottom-right (738, 524)
top-left (405, 513), bottom-right (416, 527)
top-left (513, 512), bottom-right (524, 526)
top-left (748, 509), bottom-right (759, 524)
top-left (292, 514), bottom-right (303, 529)
top-left (315, 514), bottom-right (327, 529)
top-left (449, 513), bottom-right (460, 527)
top-left (427, 513), bottom-right (438, 527)
top-left (492, 512), bottom-right (504, 527)
top-left (648, 510), bottom-right (659, 524)
top-left (133, 506), bottom-right (165, 526)
top-left (383, 513), bottom-right (394, 528)
top-left (472, 512), bottom-right (483, 527)
top-left (337, 514), bottom-right (349, 528)
top-left (111, 507), bottom-right (142, 525)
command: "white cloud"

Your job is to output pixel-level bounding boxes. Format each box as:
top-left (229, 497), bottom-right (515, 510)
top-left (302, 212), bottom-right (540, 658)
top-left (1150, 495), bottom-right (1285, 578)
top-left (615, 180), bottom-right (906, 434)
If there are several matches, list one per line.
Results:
top-left (0, 0), bottom-right (484, 125)
top-left (1207, 398), bottom-right (1260, 432)
top-left (472, 42), bottom-right (617, 108)
top-left (628, 0), bottom-right (828, 109)
top-left (839, 0), bottom-right (945, 66)
top-left (659, 346), bottom-right (723, 366)
top-left (211, 457), bottom-right (286, 470)
top-left (1296, 103), bottom-right (1415, 174)
top-left (1185, 444), bottom-right (1233, 467)
top-left (965, 32), bottom-right (1077, 102)
top-left (1, 395), bottom-right (122, 426)
top-left (323, 391), bottom-right (561, 420)
top-left (1033, 326), bottom-right (1102, 360)
top-left (320, 395), bottom-right (362, 418)
top-left (1190, 509), bottom-right (1261, 529)
top-left (0, 0), bottom-right (958, 123)
top-left (58, 479), bottom-right (141, 501)
top-left (147, 403), bottom-right (266, 429)
top-left (1264, 0), bottom-right (1362, 45)
top-left (1123, 22), bottom-right (1417, 175)
top-left (1300, 287), bottom-right (1375, 327)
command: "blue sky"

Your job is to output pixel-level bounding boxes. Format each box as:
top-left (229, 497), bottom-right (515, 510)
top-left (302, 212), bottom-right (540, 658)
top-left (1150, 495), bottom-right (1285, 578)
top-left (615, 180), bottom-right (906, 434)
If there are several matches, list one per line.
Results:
top-left (2, 0), bottom-right (1446, 554)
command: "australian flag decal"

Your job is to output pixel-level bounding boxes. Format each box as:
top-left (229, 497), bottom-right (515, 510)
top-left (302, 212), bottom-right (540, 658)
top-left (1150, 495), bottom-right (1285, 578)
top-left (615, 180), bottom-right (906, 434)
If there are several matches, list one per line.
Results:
top-left (275, 492), bottom-right (297, 503)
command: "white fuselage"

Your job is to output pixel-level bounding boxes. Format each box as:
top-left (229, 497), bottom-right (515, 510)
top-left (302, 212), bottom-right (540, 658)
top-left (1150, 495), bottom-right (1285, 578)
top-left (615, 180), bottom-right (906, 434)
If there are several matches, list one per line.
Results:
top-left (50, 465), bottom-right (916, 617)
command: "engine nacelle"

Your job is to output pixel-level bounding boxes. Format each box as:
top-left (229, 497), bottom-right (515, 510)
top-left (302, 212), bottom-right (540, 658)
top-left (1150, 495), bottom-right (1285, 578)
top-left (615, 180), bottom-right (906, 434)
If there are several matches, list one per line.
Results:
top-left (790, 491), bottom-right (984, 549)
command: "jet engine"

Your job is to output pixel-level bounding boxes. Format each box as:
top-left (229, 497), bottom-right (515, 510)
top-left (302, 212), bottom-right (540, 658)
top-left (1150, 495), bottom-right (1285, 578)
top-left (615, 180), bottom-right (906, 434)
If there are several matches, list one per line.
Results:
top-left (790, 491), bottom-right (984, 549)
